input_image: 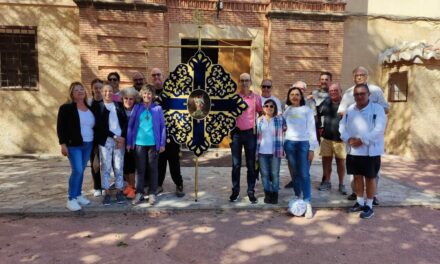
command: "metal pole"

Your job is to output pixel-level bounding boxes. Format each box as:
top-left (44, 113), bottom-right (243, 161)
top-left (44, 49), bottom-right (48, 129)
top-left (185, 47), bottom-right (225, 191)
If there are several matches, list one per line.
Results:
top-left (194, 157), bottom-right (199, 202)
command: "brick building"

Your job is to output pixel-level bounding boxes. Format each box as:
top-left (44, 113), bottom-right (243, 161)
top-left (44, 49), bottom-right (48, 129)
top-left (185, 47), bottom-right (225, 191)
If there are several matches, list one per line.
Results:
top-left (75, 0), bottom-right (345, 100)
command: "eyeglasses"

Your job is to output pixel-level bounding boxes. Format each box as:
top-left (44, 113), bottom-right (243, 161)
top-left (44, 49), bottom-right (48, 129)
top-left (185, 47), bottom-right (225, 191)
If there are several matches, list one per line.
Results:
top-left (108, 78), bottom-right (118, 82)
top-left (264, 104), bottom-right (274, 108)
top-left (354, 92), bottom-right (368, 97)
top-left (151, 73), bottom-right (161, 77)
top-left (261, 85), bottom-right (272, 89)
top-left (123, 97), bottom-right (135, 101)
top-left (240, 79), bottom-right (250, 83)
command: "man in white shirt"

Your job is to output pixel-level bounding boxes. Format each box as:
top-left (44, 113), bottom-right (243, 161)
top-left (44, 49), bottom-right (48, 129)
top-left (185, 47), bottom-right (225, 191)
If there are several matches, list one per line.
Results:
top-left (339, 84), bottom-right (386, 219)
top-left (339, 66), bottom-right (389, 204)
top-left (260, 79), bottom-right (282, 115)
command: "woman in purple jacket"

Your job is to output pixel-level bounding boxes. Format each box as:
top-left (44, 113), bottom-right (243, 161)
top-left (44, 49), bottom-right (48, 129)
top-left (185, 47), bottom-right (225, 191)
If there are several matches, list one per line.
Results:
top-left (127, 84), bottom-right (166, 205)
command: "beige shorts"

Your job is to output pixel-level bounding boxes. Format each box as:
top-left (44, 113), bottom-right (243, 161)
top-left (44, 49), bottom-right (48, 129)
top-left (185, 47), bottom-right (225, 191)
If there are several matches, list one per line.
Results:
top-left (319, 138), bottom-right (346, 159)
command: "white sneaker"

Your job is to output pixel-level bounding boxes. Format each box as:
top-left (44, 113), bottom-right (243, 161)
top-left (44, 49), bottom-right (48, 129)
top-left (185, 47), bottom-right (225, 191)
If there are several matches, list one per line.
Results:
top-left (148, 194), bottom-right (156, 205)
top-left (77, 195), bottom-right (91, 205)
top-left (305, 202), bottom-right (313, 219)
top-left (66, 199), bottom-right (82, 211)
top-left (93, 189), bottom-right (102, 197)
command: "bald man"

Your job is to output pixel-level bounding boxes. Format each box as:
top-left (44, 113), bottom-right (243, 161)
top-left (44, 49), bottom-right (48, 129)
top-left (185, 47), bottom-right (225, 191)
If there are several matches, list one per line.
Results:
top-left (132, 71), bottom-right (145, 92)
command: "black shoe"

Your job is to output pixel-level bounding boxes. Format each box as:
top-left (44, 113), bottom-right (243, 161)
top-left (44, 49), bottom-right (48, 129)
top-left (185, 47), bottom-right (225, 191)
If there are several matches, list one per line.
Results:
top-left (349, 202), bottom-right (365, 213)
top-left (229, 191), bottom-right (239, 202)
top-left (373, 196), bottom-right (380, 206)
top-left (284, 181), bottom-right (294, 189)
top-left (115, 191), bottom-right (126, 204)
top-left (360, 206), bottom-right (374, 219)
top-left (271, 192), bottom-right (278, 204)
top-left (347, 193), bottom-right (357, 201)
top-left (264, 191), bottom-right (272, 204)
top-left (176, 185), bottom-right (185, 198)
top-left (248, 192), bottom-right (257, 204)
top-left (102, 194), bottom-right (111, 206)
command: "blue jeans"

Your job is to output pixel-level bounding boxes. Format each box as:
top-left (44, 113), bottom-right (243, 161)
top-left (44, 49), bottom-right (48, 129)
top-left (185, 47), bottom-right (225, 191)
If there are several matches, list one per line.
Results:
top-left (231, 129), bottom-right (257, 194)
top-left (258, 154), bottom-right (280, 193)
top-left (67, 142), bottom-right (93, 200)
top-left (284, 140), bottom-right (311, 202)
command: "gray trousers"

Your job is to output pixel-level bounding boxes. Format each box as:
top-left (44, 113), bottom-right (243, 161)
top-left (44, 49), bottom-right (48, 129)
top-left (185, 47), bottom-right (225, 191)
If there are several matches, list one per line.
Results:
top-left (135, 145), bottom-right (158, 195)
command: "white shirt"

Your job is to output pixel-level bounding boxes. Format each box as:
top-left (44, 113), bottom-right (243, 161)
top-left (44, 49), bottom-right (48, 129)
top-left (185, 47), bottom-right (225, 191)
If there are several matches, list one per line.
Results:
top-left (261, 95), bottom-right (283, 115)
top-left (339, 101), bottom-right (386, 156)
top-left (104, 102), bottom-right (122, 137)
top-left (283, 105), bottom-right (318, 151)
top-left (338, 83), bottom-right (389, 114)
top-left (77, 109), bottom-right (95, 142)
top-left (258, 118), bottom-right (274, 154)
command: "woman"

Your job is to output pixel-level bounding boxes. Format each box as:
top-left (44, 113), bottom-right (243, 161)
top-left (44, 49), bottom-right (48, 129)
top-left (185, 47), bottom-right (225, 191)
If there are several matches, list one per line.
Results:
top-left (88, 79), bottom-right (104, 197)
top-left (57, 82), bottom-right (95, 211)
top-left (283, 87), bottom-right (318, 218)
top-left (256, 99), bottom-right (286, 204)
top-left (127, 84), bottom-right (166, 205)
top-left (107, 71), bottom-right (121, 102)
top-left (92, 84), bottom-right (128, 205)
top-left (120, 87), bottom-right (139, 199)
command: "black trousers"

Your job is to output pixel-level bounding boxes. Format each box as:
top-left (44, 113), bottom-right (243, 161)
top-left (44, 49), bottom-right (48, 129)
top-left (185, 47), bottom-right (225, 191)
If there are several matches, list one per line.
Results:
top-left (158, 140), bottom-right (183, 187)
top-left (135, 145), bottom-right (158, 194)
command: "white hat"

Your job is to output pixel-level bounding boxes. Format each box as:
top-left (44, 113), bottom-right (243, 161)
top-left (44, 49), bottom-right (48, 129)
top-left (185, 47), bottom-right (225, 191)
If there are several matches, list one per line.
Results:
top-left (288, 199), bottom-right (307, 216)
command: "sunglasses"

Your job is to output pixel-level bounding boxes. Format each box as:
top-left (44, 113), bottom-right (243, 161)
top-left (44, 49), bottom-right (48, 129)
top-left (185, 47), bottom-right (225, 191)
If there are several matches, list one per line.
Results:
top-left (152, 73), bottom-right (161, 77)
top-left (261, 85), bottom-right (272, 89)
top-left (240, 79), bottom-right (250, 83)
top-left (354, 92), bottom-right (368, 97)
top-left (133, 78), bottom-right (144, 82)
top-left (264, 104), bottom-right (274, 108)
top-left (108, 78), bottom-right (118, 82)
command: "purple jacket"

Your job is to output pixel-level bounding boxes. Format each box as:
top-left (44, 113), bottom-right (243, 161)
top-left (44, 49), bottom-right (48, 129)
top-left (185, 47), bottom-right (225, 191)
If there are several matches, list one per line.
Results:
top-left (127, 103), bottom-right (166, 151)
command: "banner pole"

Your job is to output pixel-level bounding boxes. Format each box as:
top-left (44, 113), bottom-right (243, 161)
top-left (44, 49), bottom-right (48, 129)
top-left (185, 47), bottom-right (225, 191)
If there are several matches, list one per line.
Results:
top-left (195, 157), bottom-right (199, 202)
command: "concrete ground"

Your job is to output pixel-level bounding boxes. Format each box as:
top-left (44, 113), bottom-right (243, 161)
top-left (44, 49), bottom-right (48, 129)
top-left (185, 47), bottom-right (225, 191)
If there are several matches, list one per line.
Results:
top-left (0, 152), bottom-right (440, 263)
top-left (0, 152), bottom-right (439, 214)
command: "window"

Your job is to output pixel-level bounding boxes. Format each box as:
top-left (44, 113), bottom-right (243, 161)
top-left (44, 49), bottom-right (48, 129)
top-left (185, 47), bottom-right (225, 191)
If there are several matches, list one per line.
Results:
top-left (0, 26), bottom-right (38, 90)
top-left (388, 71), bottom-right (408, 102)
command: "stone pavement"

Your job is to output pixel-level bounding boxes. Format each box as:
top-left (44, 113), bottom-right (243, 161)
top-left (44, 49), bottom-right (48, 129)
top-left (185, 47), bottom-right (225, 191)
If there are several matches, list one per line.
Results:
top-left (0, 151), bottom-right (439, 215)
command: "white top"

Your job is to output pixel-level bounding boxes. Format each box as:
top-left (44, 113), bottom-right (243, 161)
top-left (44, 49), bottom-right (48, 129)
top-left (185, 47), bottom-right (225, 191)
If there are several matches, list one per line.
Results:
top-left (261, 95), bottom-right (283, 115)
top-left (338, 83), bottom-right (389, 114)
top-left (77, 109), bottom-right (95, 142)
top-left (339, 101), bottom-right (386, 156)
top-left (104, 102), bottom-right (122, 137)
top-left (283, 105), bottom-right (319, 151)
top-left (259, 118), bottom-right (274, 154)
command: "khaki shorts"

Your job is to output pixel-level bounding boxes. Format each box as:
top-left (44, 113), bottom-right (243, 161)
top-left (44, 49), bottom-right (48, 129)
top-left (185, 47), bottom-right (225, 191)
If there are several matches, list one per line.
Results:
top-left (319, 138), bottom-right (346, 159)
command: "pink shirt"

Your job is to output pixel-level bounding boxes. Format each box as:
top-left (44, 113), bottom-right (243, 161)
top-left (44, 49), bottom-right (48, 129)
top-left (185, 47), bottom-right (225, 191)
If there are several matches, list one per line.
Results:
top-left (236, 91), bottom-right (263, 130)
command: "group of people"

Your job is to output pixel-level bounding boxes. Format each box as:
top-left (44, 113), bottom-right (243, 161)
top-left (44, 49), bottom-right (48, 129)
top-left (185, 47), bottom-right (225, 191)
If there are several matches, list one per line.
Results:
top-left (232, 66), bottom-right (387, 219)
top-left (57, 65), bottom-right (388, 220)
top-left (57, 69), bottom-right (185, 212)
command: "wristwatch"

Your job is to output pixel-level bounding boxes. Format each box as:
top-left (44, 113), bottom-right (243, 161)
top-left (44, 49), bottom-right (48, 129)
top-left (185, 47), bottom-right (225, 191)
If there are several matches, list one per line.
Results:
top-left (113, 135), bottom-right (118, 140)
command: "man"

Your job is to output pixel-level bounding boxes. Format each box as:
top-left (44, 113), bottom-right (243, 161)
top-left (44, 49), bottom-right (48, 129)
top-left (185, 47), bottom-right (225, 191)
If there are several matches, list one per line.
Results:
top-left (338, 66), bottom-right (389, 204)
top-left (312, 71), bottom-right (332, 108)
top-left (151, 68), bottom-right (185, 198)
top-left (230, 73), bottom-right (263, 203)
top-left (317, 82), bottom-right (347, 194)
top-left (132, 71), bottom-right (145, 92)
top-left (339, 84), bottom-right (386, 219)
top-left (260, 79), bottom-right (282, 115)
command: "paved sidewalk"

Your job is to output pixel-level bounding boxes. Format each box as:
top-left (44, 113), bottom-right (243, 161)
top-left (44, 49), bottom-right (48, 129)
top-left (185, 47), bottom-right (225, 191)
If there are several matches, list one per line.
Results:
top-left (0, 152), bottom-right (439, 215)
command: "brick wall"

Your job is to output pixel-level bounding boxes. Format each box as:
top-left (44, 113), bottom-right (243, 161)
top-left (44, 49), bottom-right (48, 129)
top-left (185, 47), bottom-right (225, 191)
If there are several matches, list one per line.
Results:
top-left (77, 0), bottom-right (345, 97)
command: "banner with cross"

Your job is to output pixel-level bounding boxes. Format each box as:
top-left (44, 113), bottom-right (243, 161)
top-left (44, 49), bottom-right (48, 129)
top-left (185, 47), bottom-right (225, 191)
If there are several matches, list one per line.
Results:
top-left (159, 50), bottom-right (248, 157)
